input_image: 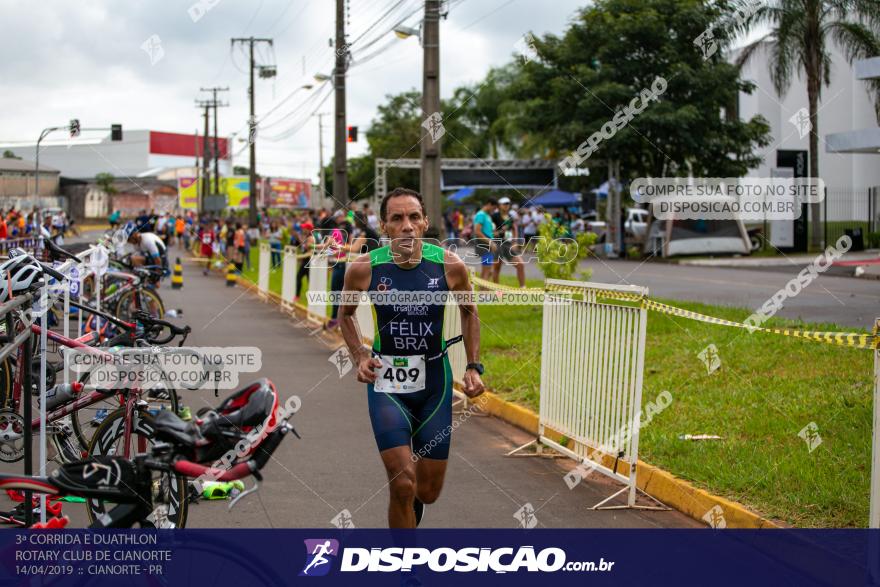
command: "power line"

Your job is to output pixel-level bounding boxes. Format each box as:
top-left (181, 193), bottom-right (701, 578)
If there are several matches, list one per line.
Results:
top-left (259, 84), bottom-right (330, 132)
top-left (257, 80), bottom-right (329, 127)
top-left (347, 0), bottom-right (409, 48)
top-left (348, 0), bottom-right (421, 55)
top-left (242, 0), bottom-right (265, 34)
top-left (458, 0), bottom-right (517, 31)
top-left (261, 84), bottom-right (333, 141)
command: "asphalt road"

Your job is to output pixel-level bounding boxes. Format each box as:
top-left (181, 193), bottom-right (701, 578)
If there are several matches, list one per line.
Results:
top-left (0, 255), bottom-right (699, 529)
top-left (515, 256), bottom-right (878, 329)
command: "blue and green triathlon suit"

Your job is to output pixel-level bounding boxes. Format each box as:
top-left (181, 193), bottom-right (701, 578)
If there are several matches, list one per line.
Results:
top-left (367, 243), bottom-right (459, 460)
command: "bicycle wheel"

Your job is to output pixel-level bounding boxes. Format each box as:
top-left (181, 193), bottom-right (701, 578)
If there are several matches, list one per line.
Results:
top-left (86, 407), bottom-right (188, 528)
top-left (115, 287), bottom-right (165, 322)
top-left (71, 374), bottom-right (179, 454)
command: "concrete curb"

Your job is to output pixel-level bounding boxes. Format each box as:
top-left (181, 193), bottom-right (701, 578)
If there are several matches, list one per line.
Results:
top-left (459, 395), bottom-right (778, 528)
top-left (189, 255), bottom-right (778, 529)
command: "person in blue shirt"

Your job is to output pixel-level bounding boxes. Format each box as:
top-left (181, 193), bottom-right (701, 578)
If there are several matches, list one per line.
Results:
top-left (472, 198), bottom-right (498, 282)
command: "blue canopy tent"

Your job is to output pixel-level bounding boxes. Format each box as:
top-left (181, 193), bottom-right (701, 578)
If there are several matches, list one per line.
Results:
top-left (446, 187), bottom-right (474, 203)
top-left (522, 189), bottom-right (580, 208)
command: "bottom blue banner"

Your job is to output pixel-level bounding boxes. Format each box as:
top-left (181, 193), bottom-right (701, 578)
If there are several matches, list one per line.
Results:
top-left (1, 529), bottom-right (878, 586)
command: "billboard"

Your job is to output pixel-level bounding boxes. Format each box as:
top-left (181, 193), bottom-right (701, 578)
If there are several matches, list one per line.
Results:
top-left (266, 178), bottom-right (311, 208)
top-left (177, 177), bottom-right (198, 210)
top-left (219, 176), bottom-right (252, 209)
top-left (178, 176), bottom-right (310, 210)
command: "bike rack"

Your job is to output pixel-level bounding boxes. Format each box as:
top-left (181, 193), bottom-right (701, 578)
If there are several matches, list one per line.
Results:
top-left (0, 293), bottom-right (35, 526)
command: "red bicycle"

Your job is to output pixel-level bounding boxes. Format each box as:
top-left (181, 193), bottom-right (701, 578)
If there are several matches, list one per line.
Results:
top-left (0, 252), bottom-right (192, 526)
top-left (0, 379), bottom-right (294, 528)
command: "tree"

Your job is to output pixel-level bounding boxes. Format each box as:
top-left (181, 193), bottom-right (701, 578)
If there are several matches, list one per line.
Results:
top-left (735, 0), bottom-right (880, 248)
top-left (2, 150), bottom-right (20, 159)
top-left (453, 64), bottom-right (521, 159)
top-left (501, 0), bottom-right (771, 180)
top-left (94, 172), bottom-right (117, 195)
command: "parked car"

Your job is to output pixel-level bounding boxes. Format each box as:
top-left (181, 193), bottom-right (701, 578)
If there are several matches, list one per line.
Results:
top-left (584, 208), bottom-right (650, 243)
top-left (625, 208), bottom-right (649, 240)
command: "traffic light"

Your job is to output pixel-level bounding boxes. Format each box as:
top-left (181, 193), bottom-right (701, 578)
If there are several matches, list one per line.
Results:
top-left (69, 119), bottom-right (80, 138)
top-left (111, 124), bottom-right (123, 141)
top-left (347, 126), bottom-right (358, 143)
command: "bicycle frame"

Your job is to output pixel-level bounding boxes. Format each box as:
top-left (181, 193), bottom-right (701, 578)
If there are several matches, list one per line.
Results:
top-left (10, 322), bottom-right (148, 458)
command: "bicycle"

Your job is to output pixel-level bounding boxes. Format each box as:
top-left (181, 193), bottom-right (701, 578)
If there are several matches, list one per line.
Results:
top-left (45, 302), bottom-right (191, 456)
top-left (43, 238), bottom-right (165, 325)
top-left (0, 378), bottom-right (296, 528)
top-left (0, 252), bottom-right (192, 526)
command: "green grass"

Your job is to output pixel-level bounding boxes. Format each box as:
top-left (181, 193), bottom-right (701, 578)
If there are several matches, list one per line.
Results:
top-left (479, 276), bottom-right (873, 528)
top-left (238, 245), bottom-right (283, 295)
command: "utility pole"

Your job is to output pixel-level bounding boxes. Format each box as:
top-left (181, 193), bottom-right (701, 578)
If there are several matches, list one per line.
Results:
top-left (200, 87), bottom-right (229, 195)
top-left (195, 100), bottom-right (212, 210)
top-left (194, 130), bottom-right (201, 210)
top-left (231, 37), bottom-right (274, 225)
top-left (315, 112), bottom-right (328, 210)
top-left (421, 0), bottom-right (443, 239)
top-left (333, 0), bottom-right (349, 208)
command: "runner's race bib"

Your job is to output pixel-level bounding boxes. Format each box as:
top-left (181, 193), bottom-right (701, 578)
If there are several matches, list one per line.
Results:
top-left (374, 354), bottom-right (426, 394)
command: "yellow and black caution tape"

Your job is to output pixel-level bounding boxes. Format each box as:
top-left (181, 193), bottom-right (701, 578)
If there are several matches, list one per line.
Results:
top-left (471, 272), bottom-right (879, 350)
top-left (643, 299), bottom-right (877, 350)
top-left (470, 272), bottom-right (543, 294)
top-left (545, 281), bottom-right (644, 302)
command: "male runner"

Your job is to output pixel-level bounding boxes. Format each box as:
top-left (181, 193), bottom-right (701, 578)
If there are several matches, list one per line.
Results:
top-left (473, 198), bottom-right (498, 283)
top-left (339, 187), bottom-right (485, 529)
top-left (492, 197), bottom-right (526, 287)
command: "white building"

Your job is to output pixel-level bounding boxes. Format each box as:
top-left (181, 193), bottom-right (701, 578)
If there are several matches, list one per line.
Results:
top-left (735, 41), bottom-right (880, 190)
top-left (0, 130), bottom-right (232, 180)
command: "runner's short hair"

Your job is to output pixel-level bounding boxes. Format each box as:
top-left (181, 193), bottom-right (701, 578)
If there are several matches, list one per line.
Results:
top-left (380, 187), bottom-right (425, 222)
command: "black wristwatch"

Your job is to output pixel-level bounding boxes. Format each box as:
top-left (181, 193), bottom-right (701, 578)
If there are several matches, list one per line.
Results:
top-left (466, 362), bottom-right (485, 375)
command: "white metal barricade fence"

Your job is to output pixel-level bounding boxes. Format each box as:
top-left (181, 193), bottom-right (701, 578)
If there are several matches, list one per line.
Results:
top-left (258, 242), bottom-right (270, 299)
top-left (443, 297), bottom-right (466, 383)
top-left (307, 253), bottom-right (329, 320)
top-left (536, 278), bottom-right (652, 509)
top-left (280, 246), bottom-right (298, 311)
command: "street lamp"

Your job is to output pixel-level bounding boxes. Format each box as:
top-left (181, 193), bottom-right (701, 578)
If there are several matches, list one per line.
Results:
top-left (393, 24), bottom-right (421, 41)
top-left (313, 73), bottom-right (331, 82)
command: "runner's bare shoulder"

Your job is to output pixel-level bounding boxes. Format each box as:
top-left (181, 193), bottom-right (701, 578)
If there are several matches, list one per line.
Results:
top-left (345, 252), bottom-right (373, 288)
top-left (443, 249), bottom-right (469, 288)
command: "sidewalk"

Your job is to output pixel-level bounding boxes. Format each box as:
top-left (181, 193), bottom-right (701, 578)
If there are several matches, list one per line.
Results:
top-left (158, 258), bottom-right (700, 529)
top-left (677, 249), bottom-right (879, 268)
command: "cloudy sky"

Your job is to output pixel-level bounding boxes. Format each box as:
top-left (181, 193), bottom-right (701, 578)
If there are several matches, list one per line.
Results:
top-left (0, 0), bottom-right (586, 182)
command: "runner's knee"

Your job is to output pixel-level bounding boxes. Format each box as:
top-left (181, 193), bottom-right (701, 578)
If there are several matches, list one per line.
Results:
top-left (416, 480), bottom-right (442, 504)
top-left (389, 467), bottom-right (417, 504)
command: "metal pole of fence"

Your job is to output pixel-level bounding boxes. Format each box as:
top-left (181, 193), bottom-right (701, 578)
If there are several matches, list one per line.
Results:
top-left (38, 284), bottom-right (49, 523)
top-left (21, 316), bottom-right (33, 527)
top-left (823, 186), bottom-right (828, 251)
top-left (64, 275), bottom-right (69, 385)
